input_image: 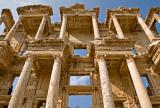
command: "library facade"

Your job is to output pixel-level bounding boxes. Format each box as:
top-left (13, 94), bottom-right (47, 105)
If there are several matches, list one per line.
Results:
top-left (0, 3), bottom-right (160, 108)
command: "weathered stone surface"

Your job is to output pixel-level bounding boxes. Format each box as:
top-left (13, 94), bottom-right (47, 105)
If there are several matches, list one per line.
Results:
top-left (0, 3), bottom-right (160, 108)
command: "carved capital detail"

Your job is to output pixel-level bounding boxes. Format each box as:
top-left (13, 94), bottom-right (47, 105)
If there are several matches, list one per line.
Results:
top-left (53, 55), bottom-right (62, 63)
top-left (125, 54), bottom-right (134, 63)
top-left (26, 55), bottom-right (35, 62)
top-left (96, 55), bottom-right (106, 62)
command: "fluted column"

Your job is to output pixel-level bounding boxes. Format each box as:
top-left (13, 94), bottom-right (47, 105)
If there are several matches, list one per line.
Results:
top-left (97, 55), bottom-right (115, 108)
top-left (59, 15), bottom-right (67, 39)
top-left (112, 15), bottom-right (125, 39)
top-left (4, 16), bottom-right (23, 42)
top-left (137, 14), bottom-right (155, 42)
top-left (45, 56), bottom-right (62, 108)
top-left (154, 14), bottom-right (160, 24)
top-left (35, 16), bottom-right (47, 40)
top-left (92, 14), bottom-right (100, 39)
top-left (126, 55), bottom-right (153, 108)
top-left (8, 56), bottom-right (34, 108)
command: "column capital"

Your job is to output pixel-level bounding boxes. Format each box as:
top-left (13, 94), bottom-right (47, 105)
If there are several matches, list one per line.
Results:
top-left (92, 14), bottom-right (97, 18)
top-left (96, 55), bottom-right (106, 62)
top-left (125, 54), bottom-right (134, 63)
top-left (63, 14), bottom-right (68, 18)
top-left (26, 55), bottom-right (35, 62)
top-left (111, 14), bottom-right (116, 18)
top-left (53, 55), bottom-right (62, 63)
top-left (136, 13), bottom-right (141, 17)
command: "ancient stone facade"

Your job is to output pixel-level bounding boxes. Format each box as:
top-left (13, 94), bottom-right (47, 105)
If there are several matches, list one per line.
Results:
top-left (0, 3), bottom-right (160, 108)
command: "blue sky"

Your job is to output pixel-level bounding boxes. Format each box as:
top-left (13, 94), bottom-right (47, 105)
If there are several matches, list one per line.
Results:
top-left (1, 0), bottom-right (159, 107)
top-left (0, 0), bottom-right (160, 22)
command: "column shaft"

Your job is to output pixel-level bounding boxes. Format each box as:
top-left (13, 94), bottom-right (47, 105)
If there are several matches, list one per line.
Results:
top-left (97, 56), bottom-right (115, 108)
top-left (35, 16), bottom-right (47, 40)
top-left (45, 57), bottom-right (61, 108)
top-left (4, 16), bottom-right (22, 42)
top-left (126, 56), bottom-right (152, 108)
top-left (92, 15), bottom-right (100, 39)
top-left (8, 57), bottom-right (34, 108)
top-left (137, 15), bottom-right (155, 42)
top-left (154, 14), bottom-right (160, 24)
top-left (59, 15), bottom-right (67, 39)
top-left (112, 15), bottom-right (125, 39)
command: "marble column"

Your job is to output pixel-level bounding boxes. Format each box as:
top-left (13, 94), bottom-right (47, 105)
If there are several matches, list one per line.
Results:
top-left (45, 56), bottom-right (62, 108)
top-left (4, 16), bottom-right (23, 42)
top-left (59, 14), bottom-right (67, 39)
top-left (112, 15), bottom-right (125, 39)
top-left (92, 14), bottom-right (100, 39)
top-left (97, 55), bottom-right (115, 108)
top-left (35, 16), bottom-right (47, 40)
top-left (137, 14), bottom-right (155, 42)
top-left (154, 14), bottom-right (160, 24)
top-left (8, 56), bottom-right (34, 108)
top-left (126, 55), bottom-right (153, 108)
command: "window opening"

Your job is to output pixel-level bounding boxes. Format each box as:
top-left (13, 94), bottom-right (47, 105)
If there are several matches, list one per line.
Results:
top-left (68, 95), bottom-right (92, 108)
top-left (156, 22), bottom-right (160, 34)
top-left (141, 75), bottom-right (153, 96)
top-left (73, 49), bottom-right (87, 57)
top-left (8, 76), bottom-right (19, 95)
top-left (69, 75), bottom-right (91, 86)
top-left (0, 23), bottom-right (5, 35)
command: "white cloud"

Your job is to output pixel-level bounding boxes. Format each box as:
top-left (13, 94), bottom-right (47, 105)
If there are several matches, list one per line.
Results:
top-left (70, 76), bottom-right (90, 85)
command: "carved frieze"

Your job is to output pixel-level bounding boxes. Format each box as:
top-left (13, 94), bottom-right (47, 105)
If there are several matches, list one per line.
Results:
top-left (27, 39), bottom-right (65, 51)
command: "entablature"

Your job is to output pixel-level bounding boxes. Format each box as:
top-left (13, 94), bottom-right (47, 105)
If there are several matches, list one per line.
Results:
top-left (60, 3), bottom-right (99, 21)
top-left (27, 39), bottom-right (65, 51)
top-left (95, 38), bottom-right (134, 51)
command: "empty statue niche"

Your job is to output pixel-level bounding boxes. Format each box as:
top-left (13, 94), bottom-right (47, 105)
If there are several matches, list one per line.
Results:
top-left (8, 76), bottom-right (19, 95)
top-left (68, 95), bottom-right (92, 108)
top-left (140, 74), bottom-right (153, 96)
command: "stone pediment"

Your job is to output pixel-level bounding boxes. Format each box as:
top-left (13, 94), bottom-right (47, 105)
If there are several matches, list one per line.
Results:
top-left (60, 3), bottom-right (99, 19)
top-left (70, 3), bottom-right (85, 10)
top-left (17, 5), bottom-right (53, 16)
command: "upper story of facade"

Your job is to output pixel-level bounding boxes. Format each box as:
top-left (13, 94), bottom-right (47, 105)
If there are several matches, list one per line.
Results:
top-left (0, 4), bottom-right (160, 73)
